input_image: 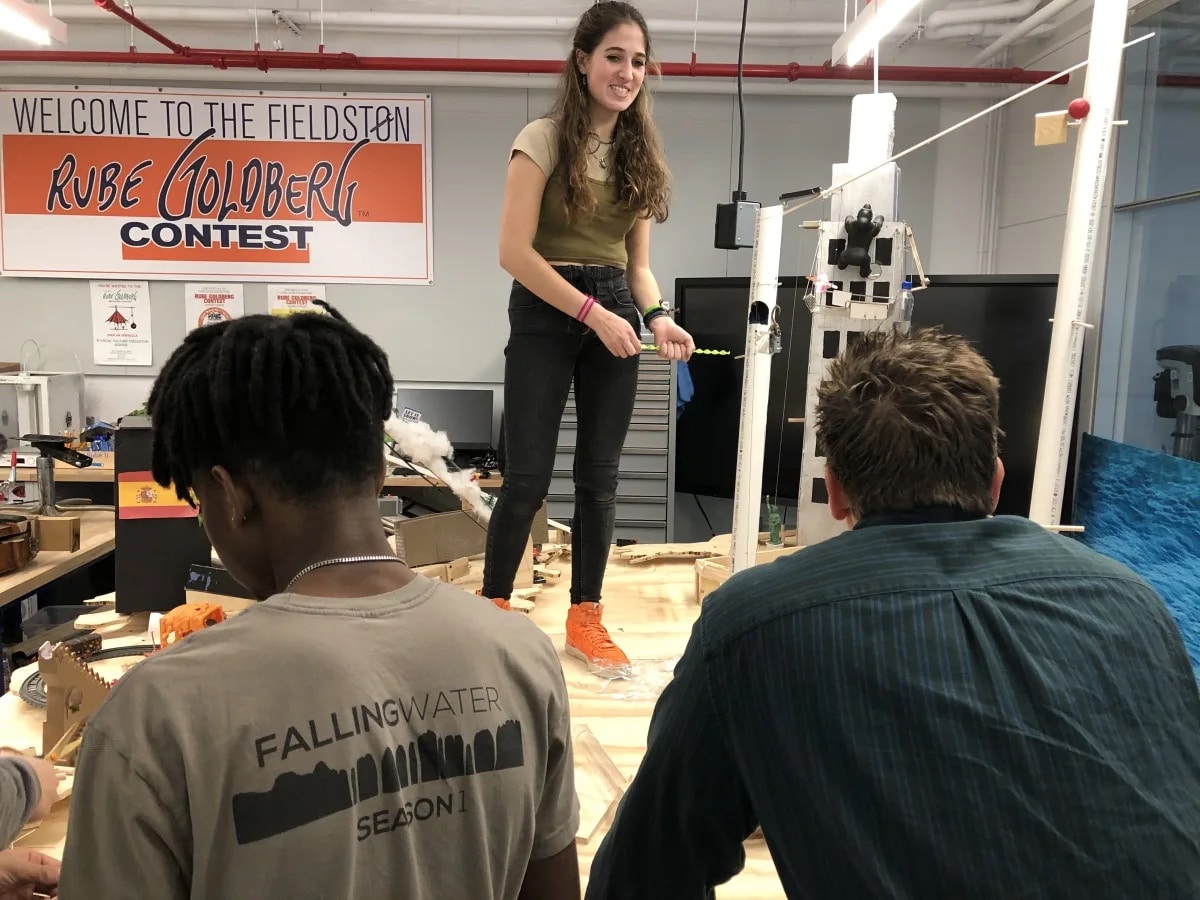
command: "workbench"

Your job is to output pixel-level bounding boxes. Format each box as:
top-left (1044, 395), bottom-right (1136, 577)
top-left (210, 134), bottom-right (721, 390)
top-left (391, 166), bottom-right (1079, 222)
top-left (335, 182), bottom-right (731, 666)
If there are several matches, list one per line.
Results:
top-left (13, 464), bottom-right (502, 491)
top-left (0, 511), bottom-right (115, 608)
top-left (0, 547), bottom-right (784, 897)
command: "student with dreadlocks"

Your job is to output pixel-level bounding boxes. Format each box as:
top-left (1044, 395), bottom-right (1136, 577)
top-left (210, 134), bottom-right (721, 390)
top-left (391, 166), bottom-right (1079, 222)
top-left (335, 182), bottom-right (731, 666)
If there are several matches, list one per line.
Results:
top-left (485, 1), bottom-right (694, 670)
top-left (57, 305), bottom-right (581, 900)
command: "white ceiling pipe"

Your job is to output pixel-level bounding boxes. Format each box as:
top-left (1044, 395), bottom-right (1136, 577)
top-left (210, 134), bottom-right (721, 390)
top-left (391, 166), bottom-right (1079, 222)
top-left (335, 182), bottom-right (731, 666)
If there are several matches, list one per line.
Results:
top-left (0, 63), bottom-right (1016, 98)
top-left (970, 0), bottom-right (1079, 64)
top-left (926, 0), bottom-right (1043, 28)
top-left (45, 6), bottom-right (848, 38)
top-left (925, 22), bottom-right (1056, 39)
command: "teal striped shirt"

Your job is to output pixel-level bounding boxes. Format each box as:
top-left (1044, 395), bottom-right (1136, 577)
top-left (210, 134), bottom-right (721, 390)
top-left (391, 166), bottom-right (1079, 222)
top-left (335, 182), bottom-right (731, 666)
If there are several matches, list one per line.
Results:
top-left (587, 510), bottom-right (1200, 899)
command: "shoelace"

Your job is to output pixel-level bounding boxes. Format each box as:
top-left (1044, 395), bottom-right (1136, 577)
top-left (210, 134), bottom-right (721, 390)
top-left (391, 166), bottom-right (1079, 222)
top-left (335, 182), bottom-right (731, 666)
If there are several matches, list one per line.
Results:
top-left (577, 616), bottom-right (618, 652)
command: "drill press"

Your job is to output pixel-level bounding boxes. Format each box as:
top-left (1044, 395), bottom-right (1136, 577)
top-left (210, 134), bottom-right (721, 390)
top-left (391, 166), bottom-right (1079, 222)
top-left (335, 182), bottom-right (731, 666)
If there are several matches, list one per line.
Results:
top-left (19, 434), bottom-right (95, 516)
top-left (1153, 345), bottom-right (1199, 461)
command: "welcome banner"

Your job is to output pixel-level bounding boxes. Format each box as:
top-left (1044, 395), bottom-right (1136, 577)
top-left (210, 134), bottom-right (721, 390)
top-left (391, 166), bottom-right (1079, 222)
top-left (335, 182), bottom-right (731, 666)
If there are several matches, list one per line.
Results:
top-left (0, 87), bottom-right (432, 284)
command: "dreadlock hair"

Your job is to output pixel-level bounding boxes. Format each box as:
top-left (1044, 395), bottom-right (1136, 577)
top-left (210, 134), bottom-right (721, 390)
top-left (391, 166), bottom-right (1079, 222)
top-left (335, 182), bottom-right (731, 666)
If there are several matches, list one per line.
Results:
top-left (147, 300), bottom-right (394, 507)
top-left (552, 1), bottom-right (671, 224)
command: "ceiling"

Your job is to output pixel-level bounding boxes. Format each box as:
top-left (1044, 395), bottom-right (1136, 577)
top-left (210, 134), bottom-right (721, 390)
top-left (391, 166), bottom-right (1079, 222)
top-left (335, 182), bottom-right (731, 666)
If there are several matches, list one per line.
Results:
top-left (0, 0), bottom-right (1156, 94)
top-left (20, 0), bottom-right (1084, 63)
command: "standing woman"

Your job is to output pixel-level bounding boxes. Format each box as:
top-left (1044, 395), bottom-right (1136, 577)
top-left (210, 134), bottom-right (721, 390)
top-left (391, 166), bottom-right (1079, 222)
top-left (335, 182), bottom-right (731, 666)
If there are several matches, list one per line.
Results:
top-left (484, 2), bottom-right (694, 670)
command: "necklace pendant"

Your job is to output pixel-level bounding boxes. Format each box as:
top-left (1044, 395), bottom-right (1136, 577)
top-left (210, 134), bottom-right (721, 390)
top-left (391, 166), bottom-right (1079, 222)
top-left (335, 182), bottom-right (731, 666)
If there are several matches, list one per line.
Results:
top-left (599, 157), bottom-right (608, 169)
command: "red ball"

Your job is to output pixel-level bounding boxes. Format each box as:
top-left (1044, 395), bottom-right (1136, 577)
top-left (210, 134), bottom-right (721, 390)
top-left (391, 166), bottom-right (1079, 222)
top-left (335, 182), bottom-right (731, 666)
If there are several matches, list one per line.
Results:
top-left (1068, 97), bottom-right (1090, 120)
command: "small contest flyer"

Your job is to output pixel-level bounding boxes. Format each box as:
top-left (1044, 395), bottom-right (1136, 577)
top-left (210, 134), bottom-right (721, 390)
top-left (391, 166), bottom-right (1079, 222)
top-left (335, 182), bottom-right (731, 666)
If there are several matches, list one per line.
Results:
top-left (90, 280), bottom-right (153, 366)
top-left (268, 284), bottom-right (327, 316)
top-left (185, 283), bottom-right (244, 329)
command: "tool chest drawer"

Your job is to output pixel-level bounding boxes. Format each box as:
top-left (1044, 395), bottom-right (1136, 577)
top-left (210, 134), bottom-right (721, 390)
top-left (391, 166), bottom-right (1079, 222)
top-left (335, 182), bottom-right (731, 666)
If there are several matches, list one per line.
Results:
top-left (547, 349), bottom-right (676, 542)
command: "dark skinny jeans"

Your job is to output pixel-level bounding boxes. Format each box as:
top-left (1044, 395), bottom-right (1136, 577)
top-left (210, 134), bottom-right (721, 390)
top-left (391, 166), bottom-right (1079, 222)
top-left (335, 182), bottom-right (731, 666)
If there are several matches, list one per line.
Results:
top-left (482, 265), bottom-right (640, 603)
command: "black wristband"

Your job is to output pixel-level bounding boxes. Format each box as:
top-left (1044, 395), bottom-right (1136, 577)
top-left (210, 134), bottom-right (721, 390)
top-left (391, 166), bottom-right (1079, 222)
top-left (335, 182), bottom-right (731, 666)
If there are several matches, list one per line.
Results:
top-left (642, 305), bottom-right (668, 328)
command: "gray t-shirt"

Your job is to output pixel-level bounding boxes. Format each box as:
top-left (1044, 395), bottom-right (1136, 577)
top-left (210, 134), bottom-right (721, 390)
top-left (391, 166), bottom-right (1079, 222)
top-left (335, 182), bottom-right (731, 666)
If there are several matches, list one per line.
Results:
top-left (58, 576), bottom-right (579, 899)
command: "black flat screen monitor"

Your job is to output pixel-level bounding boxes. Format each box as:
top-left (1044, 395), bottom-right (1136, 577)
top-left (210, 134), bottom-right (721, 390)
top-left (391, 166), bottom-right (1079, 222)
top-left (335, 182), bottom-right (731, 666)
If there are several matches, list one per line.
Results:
top-left (674, 274), bottom-right (1078, 521)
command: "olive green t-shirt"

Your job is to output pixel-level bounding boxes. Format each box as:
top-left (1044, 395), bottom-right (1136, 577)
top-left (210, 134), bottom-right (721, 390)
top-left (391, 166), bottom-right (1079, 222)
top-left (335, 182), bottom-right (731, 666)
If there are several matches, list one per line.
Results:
top-left (511, 117), bottom-right (637, 269)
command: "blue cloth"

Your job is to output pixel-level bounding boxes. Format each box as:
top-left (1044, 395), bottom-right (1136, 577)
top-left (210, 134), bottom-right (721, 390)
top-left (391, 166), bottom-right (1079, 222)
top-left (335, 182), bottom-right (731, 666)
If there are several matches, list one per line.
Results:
top-left (586, 510), bottom-right (1200, 899)
top-left (1074, 434), bottom-right (1200, 678)
top-left (675, 360), bottom-right (694, 418)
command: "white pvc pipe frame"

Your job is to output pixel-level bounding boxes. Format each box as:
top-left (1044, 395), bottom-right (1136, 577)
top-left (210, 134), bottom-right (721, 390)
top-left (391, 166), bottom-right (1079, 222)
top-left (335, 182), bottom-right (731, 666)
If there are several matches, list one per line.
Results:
top-left (1028, 0), bottom-right (1128, 527)
top-left (726, 26), bottom-right (1149, 558)
top-left (730, 206), bottom-right (784, 575)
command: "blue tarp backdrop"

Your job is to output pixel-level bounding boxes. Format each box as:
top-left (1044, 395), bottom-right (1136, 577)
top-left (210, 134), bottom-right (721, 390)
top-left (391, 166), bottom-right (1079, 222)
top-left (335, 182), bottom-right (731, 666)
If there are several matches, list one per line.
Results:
top-left (1074, 434), bottom-right (1200, 678)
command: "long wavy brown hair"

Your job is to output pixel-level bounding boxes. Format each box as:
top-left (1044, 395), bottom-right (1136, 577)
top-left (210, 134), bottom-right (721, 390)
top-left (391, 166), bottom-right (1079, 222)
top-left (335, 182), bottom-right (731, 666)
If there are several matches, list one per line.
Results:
top-left (550, 2), bottom-right (671, 224)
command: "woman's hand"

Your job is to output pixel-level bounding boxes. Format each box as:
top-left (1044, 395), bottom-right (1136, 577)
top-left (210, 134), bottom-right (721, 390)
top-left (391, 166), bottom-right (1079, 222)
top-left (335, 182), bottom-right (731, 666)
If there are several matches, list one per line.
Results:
top-left (589, 307), bottom-right (643, 359)
top-left (648, 316), bottom-right (695, 361)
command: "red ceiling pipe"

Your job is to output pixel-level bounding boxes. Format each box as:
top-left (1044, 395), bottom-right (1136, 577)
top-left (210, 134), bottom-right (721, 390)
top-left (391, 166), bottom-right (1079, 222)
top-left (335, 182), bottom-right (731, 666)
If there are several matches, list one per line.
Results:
top-left (0, 48), bottom-right (1068, 84)
top-left (74, 0), bottom-right (1070, 85)
top-left (93, 0), bottom-right (185, 55)
top-left (1158, 74), bottom-right (1200, 87)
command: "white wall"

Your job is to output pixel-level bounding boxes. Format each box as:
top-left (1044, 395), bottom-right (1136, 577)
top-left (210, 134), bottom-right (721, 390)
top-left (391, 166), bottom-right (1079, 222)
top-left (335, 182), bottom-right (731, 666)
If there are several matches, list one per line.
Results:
top-left (994, 34), bottom-right (1089, 274)
top-left (4, 85), bottom-right (989, 419)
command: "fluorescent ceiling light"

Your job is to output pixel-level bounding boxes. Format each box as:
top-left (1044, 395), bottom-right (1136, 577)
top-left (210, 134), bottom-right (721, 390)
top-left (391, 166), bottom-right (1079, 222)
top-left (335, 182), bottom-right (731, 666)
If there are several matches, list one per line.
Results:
top-left (832, 0), bottom-right (922, 67)
top-left (0, 0), bottom-right (67, 46)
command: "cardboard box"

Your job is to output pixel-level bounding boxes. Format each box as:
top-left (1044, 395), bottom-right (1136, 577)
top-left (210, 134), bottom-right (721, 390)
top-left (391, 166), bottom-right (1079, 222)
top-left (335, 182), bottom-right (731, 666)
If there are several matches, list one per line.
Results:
top-left (393, 501), bottom-right (548, 568)
top-left (460, 499), bottom-right (549, 544)
top-left (186, 563), bottom-right (254, 600)
top-left (181, 564), bottom-right (256, 616)
top-left (36, 516), bottom-right (80, 552)
top-left (392, 511), bottom-right (488, 568)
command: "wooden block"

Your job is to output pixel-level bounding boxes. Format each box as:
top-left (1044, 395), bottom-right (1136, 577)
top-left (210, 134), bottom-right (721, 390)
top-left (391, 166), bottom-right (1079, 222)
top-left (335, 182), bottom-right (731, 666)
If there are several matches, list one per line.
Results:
top-left (181, 591), bottom-right (254, 616)
top-left (694, 543), bottom-right (804, 603)
top-left (412, 562), bottom-right (450, 582)
top-left (446, 557), bottom-right (471, 580)
top-left (755, 543), bottom-right (804, 565)
top-left (35, 516), bottom-right (80, 552)
top-left (1035, 110), bottom-right (1069, 146)
top-left (849, 300), bottom-right (888, 320)
top-left (509, 596), bottom-right (536, 614)
top-left (695, 556), bottom-right (733, 604)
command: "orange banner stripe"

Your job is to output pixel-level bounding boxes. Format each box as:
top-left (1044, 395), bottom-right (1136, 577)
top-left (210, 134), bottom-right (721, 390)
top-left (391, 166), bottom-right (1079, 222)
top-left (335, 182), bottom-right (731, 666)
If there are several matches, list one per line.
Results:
top-left (2, 134), bottom-right (423, 224)
top-left (122, 243), bottom-right (310, 263)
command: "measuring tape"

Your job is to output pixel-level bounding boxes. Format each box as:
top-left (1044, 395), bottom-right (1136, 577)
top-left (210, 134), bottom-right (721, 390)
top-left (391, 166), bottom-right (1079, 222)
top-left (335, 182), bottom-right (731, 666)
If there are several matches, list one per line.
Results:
top-left (640, 344), bottom-right (730, 355)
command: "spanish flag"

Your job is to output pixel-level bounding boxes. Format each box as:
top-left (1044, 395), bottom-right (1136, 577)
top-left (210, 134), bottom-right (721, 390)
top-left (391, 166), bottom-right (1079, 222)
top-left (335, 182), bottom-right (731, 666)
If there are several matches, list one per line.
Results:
top-left (117, 471), bottom-right (198, 520)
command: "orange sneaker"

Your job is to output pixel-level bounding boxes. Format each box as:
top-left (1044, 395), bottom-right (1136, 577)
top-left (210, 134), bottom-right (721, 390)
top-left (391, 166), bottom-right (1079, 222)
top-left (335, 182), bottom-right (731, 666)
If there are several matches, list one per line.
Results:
top-left (565, 602), bottom-right (629, 670)
top-left (476, 590), bottom-right (511, 611)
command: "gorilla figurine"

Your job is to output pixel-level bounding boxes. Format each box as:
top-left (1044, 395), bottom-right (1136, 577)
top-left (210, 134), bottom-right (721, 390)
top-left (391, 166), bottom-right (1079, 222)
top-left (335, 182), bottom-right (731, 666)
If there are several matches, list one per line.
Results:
top-left (837, 203), bottom-right (885, 278)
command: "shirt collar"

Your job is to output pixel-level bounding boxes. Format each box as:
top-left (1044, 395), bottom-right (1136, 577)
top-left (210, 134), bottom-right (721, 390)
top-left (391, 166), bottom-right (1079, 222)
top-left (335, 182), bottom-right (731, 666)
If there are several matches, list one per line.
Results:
top-left (854, 506), bottom-right (986, 530)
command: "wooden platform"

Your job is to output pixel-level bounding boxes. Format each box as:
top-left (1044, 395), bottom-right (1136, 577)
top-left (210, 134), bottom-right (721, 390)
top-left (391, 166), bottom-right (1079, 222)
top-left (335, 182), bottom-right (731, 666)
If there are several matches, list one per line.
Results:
top-left (0, 547), bottom-right (784, 896)
top-left (452, 551), bottom-right (784, 896)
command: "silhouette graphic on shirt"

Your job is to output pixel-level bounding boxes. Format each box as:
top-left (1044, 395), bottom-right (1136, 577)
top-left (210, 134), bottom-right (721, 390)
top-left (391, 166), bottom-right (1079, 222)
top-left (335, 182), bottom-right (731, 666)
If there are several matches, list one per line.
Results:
top-left (231, 719), bottom-right (525, 845)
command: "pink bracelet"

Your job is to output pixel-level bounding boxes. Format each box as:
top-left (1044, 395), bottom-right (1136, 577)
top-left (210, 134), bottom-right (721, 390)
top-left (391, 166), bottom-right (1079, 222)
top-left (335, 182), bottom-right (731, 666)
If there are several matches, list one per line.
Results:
top-left (576, 295), bottom-right (595, 322)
